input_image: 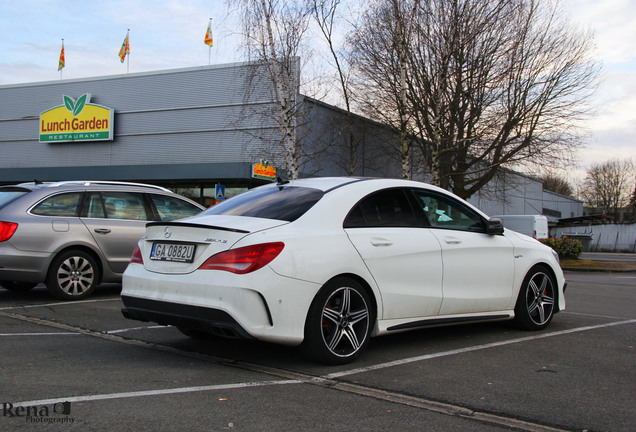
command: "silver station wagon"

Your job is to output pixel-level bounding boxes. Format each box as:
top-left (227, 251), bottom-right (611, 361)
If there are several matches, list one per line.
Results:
top-left (0, 181), bottom-right (204, 300)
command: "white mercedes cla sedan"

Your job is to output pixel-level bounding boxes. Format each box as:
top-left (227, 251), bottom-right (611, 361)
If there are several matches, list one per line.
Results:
top-left (121, 177), bottom-right (565, 364)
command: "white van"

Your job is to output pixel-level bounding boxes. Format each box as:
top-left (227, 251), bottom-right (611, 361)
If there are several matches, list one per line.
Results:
top-left (491, 215), bottom-right (549, 239)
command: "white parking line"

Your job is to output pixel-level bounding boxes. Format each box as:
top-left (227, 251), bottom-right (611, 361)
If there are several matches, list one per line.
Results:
top-left (325, 319), bottom-right (636, 379)
top-left (0, 298), bottom-right (117, 311)
top-left (0, 332), bottom-right (79, 336)
top-left (10, 380), bottom-right (300, 408)
top-left (563, 310), bottom-right (634, 320)
top-left (107, 325), bottom-right (166, 334)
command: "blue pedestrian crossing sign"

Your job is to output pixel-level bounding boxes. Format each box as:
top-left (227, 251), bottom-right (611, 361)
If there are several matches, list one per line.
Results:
top-left (215, 184), bottom-right (225, 201)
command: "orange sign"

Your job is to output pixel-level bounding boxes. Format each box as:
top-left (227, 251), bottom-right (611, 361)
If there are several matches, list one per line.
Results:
top-left (252, 161), bottom-right (276, 181)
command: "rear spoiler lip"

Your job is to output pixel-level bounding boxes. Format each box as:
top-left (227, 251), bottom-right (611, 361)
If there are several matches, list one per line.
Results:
top-left (145, 221), bottom-right (250, 234)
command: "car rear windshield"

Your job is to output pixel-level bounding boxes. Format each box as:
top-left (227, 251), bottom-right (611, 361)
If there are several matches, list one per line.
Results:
top-left (0, 188), bottom-right (30, 210)
top-left (202, 186), bottom-right (324, 222)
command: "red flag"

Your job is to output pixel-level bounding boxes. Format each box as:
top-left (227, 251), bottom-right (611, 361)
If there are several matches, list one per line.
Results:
top-left (58, 41), bottom-right (65, 71)
top-left (118, 30), bottom-right (130, 63)
top-left (204, 21), bottom-right (213, 47)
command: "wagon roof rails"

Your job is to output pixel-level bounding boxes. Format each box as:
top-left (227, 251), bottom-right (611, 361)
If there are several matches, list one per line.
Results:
top-left (42, 180), bottom-right (172, 192)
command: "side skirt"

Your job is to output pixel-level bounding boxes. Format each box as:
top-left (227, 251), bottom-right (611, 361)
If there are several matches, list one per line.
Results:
top-left (387, 314), bottom-right (512, 332)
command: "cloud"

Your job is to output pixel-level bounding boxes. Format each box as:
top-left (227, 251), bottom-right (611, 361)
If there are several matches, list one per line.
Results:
top-left (0, 0), bottom-right (242, 85)
top-left (562, 0), bottom-right (636, 169)
top-left (565, 0), bottom-right (636, 65)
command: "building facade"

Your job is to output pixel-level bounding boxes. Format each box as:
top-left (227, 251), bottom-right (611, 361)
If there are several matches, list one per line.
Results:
top-left (468, 172), bottom-right (583, 222)
top-left (0, 61), bottom-right (583, 218)
top-left (1, 63), bottom-right (286, 203)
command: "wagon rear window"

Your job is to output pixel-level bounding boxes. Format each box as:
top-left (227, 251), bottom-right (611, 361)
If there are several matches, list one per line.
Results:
top-left (0, 188), bottom-right (30, 210)
top-left (31, 193), bottom-right (82, 217)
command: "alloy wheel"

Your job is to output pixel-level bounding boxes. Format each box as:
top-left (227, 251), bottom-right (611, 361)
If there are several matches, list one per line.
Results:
top-left (525, 271), bottom-right (555, 326)
top-left (320, 286), bottom-right (370, 358)
top-left (56, 255), bottom-right (95, 296)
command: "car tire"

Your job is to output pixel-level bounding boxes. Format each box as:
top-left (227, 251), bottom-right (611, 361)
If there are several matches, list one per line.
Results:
top-left (301, 277), bottom-right (374, 365)
top-left (46, 250), bottom-right (99, 300)
top-left (513, 265), bottom-right (556, 330)
top-left (0, 281), bottom-right (38, 292)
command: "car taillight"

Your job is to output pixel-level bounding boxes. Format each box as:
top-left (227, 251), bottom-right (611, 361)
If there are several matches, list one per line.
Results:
top-left (199, 242), bottom-right (284, 274)
top-left (0, 221), bottom-right (18, 242)
top-left (130, 244), bottom-right (144, 264)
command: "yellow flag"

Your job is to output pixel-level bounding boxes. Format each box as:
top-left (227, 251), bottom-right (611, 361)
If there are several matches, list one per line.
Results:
top-left (119, 31), bottom-right (130, 63)
top-left (58, 41), bottom-right (65, 71)
top-left (204, 21), bottom-right (213, 47)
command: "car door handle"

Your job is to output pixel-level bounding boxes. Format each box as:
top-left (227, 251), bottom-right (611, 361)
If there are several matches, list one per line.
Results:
top-left (94, 228), bottom-right (112, 235)
top-left (444, 237), bottom-right (461, 245)
top-left (371, 238), bottom-right (393, 247)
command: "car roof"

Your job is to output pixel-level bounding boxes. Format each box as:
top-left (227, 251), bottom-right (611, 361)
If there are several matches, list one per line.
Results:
top-left (271, 177), bottom-right (491, 223)
top-left (265, 177), bottom-right (366, 192)
top-left (269, 176), bottom-right (453, 195)
top-left (265, 176), bottom-right (447, 193)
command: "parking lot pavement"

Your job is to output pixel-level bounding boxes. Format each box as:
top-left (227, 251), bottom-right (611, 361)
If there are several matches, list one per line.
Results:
top-left (1, 273), bottom-right (635, 432)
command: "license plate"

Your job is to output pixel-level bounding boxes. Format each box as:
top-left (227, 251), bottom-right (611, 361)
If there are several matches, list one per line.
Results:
top-left (150, 242), bottom-right (196, 263)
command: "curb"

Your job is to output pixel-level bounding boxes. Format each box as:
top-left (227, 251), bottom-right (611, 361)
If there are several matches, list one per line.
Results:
top-left (561, 266), bottom-right (636, 273)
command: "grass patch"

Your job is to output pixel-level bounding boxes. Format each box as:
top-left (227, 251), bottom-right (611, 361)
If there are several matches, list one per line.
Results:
top-left (560, 259), bottom-right (636, 272)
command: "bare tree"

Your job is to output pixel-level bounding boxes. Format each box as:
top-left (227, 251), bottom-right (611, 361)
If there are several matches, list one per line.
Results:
top-left (629, 184), bottom-right (636, 222)
top-left (349, 0), bottom-right (599, 198)
top-left (229, 0), bottom-right (312, 179)
top-left (309, 0), bottom-right (358, 175)
top-left (581, 158), bottom-right (635, 221)
top-left (347, 0), bottom-right (421, 178)
top-left (537, 173), bottom-right (574, 197)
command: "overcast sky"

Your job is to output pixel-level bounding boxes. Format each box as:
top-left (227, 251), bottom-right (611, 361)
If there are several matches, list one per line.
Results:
top-left (0, 0), bottom-right (633, 180)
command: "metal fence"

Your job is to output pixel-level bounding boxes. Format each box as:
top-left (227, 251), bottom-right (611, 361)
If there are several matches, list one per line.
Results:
top-left (551, 223), bottom-right (636, 253)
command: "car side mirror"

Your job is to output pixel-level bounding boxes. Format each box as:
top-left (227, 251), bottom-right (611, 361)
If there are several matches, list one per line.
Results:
top-left (486, 218), bottom-right (504, 235)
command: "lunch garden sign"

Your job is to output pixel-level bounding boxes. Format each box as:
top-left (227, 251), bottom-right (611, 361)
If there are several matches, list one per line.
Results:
top-left (39, 94), bottom-right (114, 143)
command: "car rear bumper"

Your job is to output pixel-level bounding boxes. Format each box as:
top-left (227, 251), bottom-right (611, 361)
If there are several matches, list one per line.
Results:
top-left (121, 295), bottom-right (255, 339)
top-left (121, 263), bottom-right (321, 346)
top-left (0, 244), bottom-right (50, 282)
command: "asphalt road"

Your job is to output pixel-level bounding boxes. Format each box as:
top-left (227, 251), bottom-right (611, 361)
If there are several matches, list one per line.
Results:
top-left (0, 272), bottom-right (634, 432)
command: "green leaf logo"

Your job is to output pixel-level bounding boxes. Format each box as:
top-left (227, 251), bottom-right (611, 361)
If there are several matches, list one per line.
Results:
top-left (64, 95), bottom-right (75, 112)
top-left (73, 94), bottom-right (87, 116)
top-left (62, 94), bottom-right (89, 117)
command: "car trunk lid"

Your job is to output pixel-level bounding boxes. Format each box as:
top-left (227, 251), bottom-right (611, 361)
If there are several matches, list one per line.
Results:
top-left (138, 215), bottom-right (287, 274)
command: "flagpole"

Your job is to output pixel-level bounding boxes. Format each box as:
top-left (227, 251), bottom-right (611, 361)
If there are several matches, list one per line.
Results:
top-left (208, 19), bottom-right (212, 65)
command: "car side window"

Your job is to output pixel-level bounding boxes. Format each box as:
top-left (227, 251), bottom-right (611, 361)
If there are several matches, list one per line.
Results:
top-left (149, 194), bottom-right (202, 221)
top-left (86, 193), bottom-right (106, 218)
top-left (99, 192), bottom-right (149, 220)
top-left (31, 192), bottom-right (82, 217)
top-left (410, 189), bottom-right (485, 232)
top-left (344, 188), bottom-right (418, 228)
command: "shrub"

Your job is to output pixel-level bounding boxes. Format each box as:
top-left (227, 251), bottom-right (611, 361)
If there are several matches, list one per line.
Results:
top-left (539, 236), bottom-right (583, 259)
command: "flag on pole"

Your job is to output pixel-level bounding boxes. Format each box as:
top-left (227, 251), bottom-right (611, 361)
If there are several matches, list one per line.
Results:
top-left (118, 30), bottom-right (130, 63)
top-left (58, 40), bottom-right (65, 71)
top-left (204, 20), bottom-right (213, 47)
